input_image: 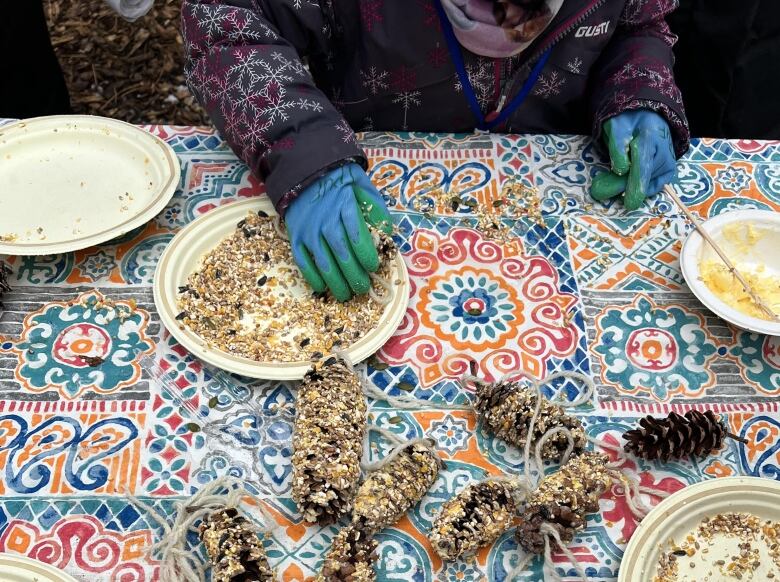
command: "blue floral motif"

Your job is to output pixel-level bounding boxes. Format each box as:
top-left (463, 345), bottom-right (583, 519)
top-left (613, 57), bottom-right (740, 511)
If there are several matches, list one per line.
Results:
top-left (191, 450), bottom-right (266, 496)
top-left (593, 295), bottom-right (717, 401)
top-left (716, 166), bottom-right (752, 194)
top-left (77, 251), bottom-right (117, 281)
top-left (148, 422), bottom-right (205, 455)
top-left (146, 455), bottom-right (187, 493)
top-left (429, 414), bottom-right (471, 455)
top-left (3, 291), bottom-right (154, 399)
top-left (426, 270), bottom-right (519, 344)
top-left (121, 234), bottom-right (174, 284)
top-left (444, 560), bottom-right (485, 582)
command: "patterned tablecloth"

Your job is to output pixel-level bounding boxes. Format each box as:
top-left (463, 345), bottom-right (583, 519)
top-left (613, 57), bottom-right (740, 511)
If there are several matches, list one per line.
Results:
top-left (1, 125), bottom-right (780, 582)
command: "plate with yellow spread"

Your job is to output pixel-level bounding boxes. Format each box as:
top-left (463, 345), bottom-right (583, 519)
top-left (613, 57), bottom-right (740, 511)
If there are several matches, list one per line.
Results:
top-left (681, 209), bottom-right (780, 335)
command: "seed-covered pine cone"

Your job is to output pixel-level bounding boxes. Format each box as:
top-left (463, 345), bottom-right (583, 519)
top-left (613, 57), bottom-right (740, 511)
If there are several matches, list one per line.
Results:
top-left (317, 524), bottom-right (378, 582)
top-left (516, 452), bottom-right (611, 554)
top-left (623, 410), bottom-right (729, 461)
top-left (0, 261), bottom-right (11, 311)
top-left (428, 479), bottom-right (524, 561)
top-left (199, 507), bottom-right (274, 582)
top-left (292, 357), bottom-right (367, 525)
top-left (474, 378), bottom-right (586, 462)
top-left (353, 440), bottom-right (443, 533)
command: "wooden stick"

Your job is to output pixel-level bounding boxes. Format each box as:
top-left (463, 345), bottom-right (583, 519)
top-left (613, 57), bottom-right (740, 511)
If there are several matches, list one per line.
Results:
top-left (663, 183), bottom-right (780, 322)
top-left (726, 431), bottom-right (749, 445)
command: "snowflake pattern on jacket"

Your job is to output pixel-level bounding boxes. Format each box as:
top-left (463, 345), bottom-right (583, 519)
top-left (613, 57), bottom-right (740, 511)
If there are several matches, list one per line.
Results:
top-left (182, 0), bottom-right (689, 213)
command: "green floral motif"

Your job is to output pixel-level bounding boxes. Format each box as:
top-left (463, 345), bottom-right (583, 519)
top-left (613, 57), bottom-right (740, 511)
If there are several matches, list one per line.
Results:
top-left (2, 291), bottom-right (154, 399)
top-left (594, 295), bottom-right (717, 401)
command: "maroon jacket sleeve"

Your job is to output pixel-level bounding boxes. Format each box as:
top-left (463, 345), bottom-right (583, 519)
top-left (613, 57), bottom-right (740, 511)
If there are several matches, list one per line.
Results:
top-left (588, 0), bottom-right (690, 157)
top-left (181, 0), bottom-right (365, 214)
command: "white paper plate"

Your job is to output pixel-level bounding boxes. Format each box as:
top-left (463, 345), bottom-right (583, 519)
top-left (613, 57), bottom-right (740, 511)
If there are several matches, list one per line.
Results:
top-left (0, 115), bottom-right (179, 255)
top-left (680, 209), bottom-right (780, 336)
top-left (619, 477), bottom-right (780, 582)
top-left (154, 197), bottom-right (410, 380)
top-left (0, 554), bottom-right (78, 582)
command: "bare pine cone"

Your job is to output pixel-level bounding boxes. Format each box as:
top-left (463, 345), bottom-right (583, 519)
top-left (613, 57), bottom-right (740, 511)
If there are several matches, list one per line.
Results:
top-left (292, 356), bottom-right (367, 525)
top-left (623, 410), bottom-right (729, 461)
top-left (317, 524), bottom-right (378, 582)
top-left (428, 479), bottom-right (524, 561)
top-left (199, 508), bottom-right (274, 582)
top-left (474, 378), bottom-right (586, 462)
top-left (516, 452), bottom-right (611, 554)
top-left (353, 440), bottom-right (443, 532)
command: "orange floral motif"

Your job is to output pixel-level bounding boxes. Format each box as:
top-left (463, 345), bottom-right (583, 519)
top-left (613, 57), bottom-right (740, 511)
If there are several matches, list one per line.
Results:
top-left (745, 421), bottom-right (780, 455)
top-left (703, 460), bottom-right (734, 479)
top-left (380, 228), bottom-right (578, 386)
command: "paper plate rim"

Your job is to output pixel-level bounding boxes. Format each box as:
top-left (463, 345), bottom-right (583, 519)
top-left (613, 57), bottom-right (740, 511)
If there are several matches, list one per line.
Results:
top-left (680, 209), bottom-right (780, 336)
top-left (618, 476), bottom-right (780, 582)
top-left (0, 553), bottom-right (79, 582)
top-left (153, 197), bottom-right (410, 380)
top-left (0, 115), bottom-right (180, 256)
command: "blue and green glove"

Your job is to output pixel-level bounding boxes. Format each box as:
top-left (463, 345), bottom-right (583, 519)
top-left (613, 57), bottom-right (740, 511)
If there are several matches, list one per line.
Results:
top-left (590, 110), bottom-right (677, 210)
top-left (285, 163), bottom-right (393, 302)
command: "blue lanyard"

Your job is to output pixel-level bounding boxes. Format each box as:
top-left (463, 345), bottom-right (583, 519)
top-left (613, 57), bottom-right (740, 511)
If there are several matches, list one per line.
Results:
top-left (434, 0), bottom-right (552, 131)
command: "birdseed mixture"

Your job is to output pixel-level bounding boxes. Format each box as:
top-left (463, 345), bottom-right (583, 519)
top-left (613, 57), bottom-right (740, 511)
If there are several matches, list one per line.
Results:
top-left (291, 357), bottom-right (367, 525)
top-left (198, 507), bottom-right (274, 582)
top-left (654, 513), bottom-right (780, 581)
top-left (517, 452), bottom-right (612, 554)
top-left (474, 378), bottom-right (586, 462)
top-left (412, 180), bottom-right (545, 242)
top-left (428, 479), bottom-right (525, 561)
top-left (176, 211), bottom-right (397, 363)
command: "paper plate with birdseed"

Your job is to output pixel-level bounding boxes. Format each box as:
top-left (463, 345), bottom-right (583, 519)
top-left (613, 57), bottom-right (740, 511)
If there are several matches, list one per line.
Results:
top-left (0, 115), bottom-right (179, 255)
top-left (154, 197), bottom-right (410, 380)
top-left (619, 477), bottom-right (780, 582)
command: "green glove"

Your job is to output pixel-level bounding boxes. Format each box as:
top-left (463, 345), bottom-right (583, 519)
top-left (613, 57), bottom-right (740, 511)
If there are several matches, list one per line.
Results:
top-left (591, 110), bottom-right (678, 211)
top-left (285, 164), bottom-right (393, 302)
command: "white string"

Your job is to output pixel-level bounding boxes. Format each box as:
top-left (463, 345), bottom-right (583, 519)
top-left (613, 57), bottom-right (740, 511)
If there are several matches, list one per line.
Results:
top-left (360, 378), bottom-right (472, 411)
top-left (534, 426), bottom-right (577, 474)
top-left (125, 477), bottom-right (274, 582)
top-left (362, 437), bottom-right (436, 472)
top-left (271, 216), bottom-right (288, 240)
top-left (607, 470), bottom-right (652, 519)
top-left (368, 272), bottom-right (393, 306)
top-left (587, 435), bottom-right (624, 456)
top-left (541, 524), bottom-right (588, 582)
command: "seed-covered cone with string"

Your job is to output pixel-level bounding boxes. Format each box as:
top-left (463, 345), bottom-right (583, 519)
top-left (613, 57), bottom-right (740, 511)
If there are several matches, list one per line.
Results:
top-left (291, 356), bottom-right (367, 525)
top-left (353, 438), bottom-right (443, 532)
top-left (428, 479), bottom-right (525, 561)
top-left (516, 451), bottom-right (612, 555)
top-left (317, 525), bottom-right (378, 582)
top-left (318, 438), bottom-right (442, 580)
top-left (472, 372), bottom-right (589, 462)
top-left (199, 508), bottom-right (275, 582)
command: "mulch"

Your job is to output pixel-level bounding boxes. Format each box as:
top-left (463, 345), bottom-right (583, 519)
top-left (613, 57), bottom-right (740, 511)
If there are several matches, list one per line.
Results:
top-left (45, 0), bottom-right (210, 126)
